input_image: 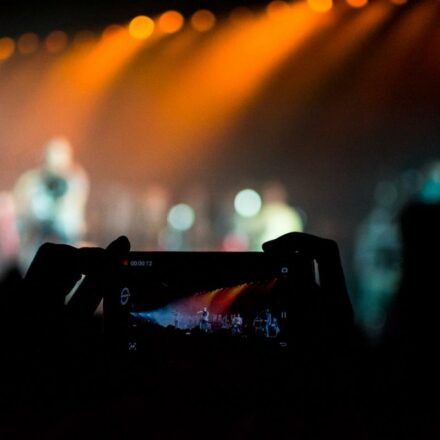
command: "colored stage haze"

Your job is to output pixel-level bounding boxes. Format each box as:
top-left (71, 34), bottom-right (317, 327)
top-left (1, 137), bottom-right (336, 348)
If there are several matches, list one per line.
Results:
top-left (0, 0), bottom-right (438, 254)
top-left (0, 1), bottom-right (349, 186)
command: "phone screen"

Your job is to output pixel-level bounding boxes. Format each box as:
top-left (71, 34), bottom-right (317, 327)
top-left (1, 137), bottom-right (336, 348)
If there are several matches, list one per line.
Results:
top-left (106, 251), bottom-right (314, 358)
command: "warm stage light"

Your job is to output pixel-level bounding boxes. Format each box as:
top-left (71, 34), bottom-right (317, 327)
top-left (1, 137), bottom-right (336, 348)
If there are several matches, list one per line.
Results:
top-left (129, 16), bottom-right (155, 39)
top-left (390, 0), bottom-right (407, 4)
top-left (158, 10), bottom-right (184, 34)
top-left (346, 0), bottom-right (368, 7)
top-left (17, 33), bottom-right (39, 55)
top-left (45, 30), bottom-right (68, 53)
top-left (266, 1), bottom-right (291, 20)
top-left (191, 10), bottom-right (216, 32)
top-left (0, 37), bottom-right (15, 60)
top-left (307, 0), bottom-right (333, 13)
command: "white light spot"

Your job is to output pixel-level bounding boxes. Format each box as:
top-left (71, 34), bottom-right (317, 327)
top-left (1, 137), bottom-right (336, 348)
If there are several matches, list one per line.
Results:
top-left (167, 203), bottom-right (195, 231)
top-left (234, 189), bottom-right (262, 218)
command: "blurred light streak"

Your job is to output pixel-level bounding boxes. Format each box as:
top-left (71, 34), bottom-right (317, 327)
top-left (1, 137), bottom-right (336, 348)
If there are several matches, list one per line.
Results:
top-left (66, 26), bottom-right (149, 94)
top-left (352, 0), bottom-right (438, 108)
top-left (6, 24), bottom-right (160, 158)
top-left (81, 27), bottom-right (201, 174)
top-left (152, 2), bottom-right (330, 153)
top-left (1, 0), bottom-right (438, 192)
top-left (257, 0), bottom-right (392, 123)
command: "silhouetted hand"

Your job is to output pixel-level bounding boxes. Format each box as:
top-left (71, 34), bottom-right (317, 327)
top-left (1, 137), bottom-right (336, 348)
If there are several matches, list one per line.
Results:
top-left (263, 232), bottom-right (354, 342)
top-left (0, 237), bottom-right (130, 434)
top-left (263, 233), bottom-right (363, 438)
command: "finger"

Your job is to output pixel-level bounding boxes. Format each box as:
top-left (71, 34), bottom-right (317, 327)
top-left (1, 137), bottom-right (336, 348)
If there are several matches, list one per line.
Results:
top-left (66, 237), bottom-right (131, 319)
top-left (263, 232), bottom-right (353, 328)
top-left (25, 243), bottom-right (79, 281)
top-left (106, 235), bottom-right (130, 256)
top-left (23, 243), bottom-right (84, 308)
top-left (262, 232), bottom-right (335, 260)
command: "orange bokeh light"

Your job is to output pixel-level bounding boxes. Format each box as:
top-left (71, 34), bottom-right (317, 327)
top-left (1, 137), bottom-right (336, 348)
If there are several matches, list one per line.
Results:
top-left (45, 30), bottom-right (68, 53)
top-left (191, 10), bottom-right (216, 32)
top-left (17, 33), bottom-right (39, 55)
top-left (0, 37), bottom-right (15, 60)
top-left (158, 10), bottom-right (184, 34)
top-left (307, 0), bottom-right (333, 13)
top-left (347, 0), bottom-right (368, 7)
top-left (128, 16), bottom-right (155, 39)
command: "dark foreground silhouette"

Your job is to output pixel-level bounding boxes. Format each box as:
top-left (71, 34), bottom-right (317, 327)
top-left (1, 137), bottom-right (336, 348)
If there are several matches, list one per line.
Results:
top-left (0, 204), bottom-right (438, 439)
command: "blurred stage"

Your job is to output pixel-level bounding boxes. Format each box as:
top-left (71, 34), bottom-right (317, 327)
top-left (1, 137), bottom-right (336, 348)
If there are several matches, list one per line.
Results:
top-left (0, 0), bottom-right (439, 333)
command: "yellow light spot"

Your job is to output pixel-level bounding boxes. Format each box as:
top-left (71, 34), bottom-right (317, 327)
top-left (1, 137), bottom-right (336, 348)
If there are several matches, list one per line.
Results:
top-left (45, 30), bottom-right (68, 53)
top-left (346, 0), bottom-right (368, 7)
top-left (307, 0), bottom-right (333, 13)
top-left (0, 37), bottom-right (15, 60)
top-left (266, 1), bottom-right (291, 20)
top-left (128, 16), bottom-right (155, 39)
top-left (158, 10), bottom-right (184, 34)
top-left (390, 0), bottom-right (407, 4)
top-left (17, 33), bottom-right (39, 55)
top-left (191, 10), bottom-right (216, 32)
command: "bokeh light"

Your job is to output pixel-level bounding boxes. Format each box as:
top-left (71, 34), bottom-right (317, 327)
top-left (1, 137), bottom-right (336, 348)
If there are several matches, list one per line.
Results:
top-left (168, 204), bottom-right (195, 231)
top-left (266, 1), bottom-right (291, 20)
top-left (307, 0), bottom-right (333, 13)
top-left (17, 33), bottom-right (39, 55)
top-left (158, 10), bottom-right (184, 34)
top-left (259, 205), bottom-right (304, 243)
top-left (45, 30), bottom-right (68, 53)
top-left (191, 10), bottom-right (216, 32)
top-left (346, 0), bottom-right (368, 7)
top-left (0, 37), bottom-right (15, 60)
top-left (234, 189), bottom-right (262, 218)
top-left (128, 16), bottom-right (155, 40)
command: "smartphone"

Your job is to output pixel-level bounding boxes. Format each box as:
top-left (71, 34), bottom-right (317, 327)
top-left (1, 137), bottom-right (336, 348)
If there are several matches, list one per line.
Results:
top-left (105, 251), bottom-right (316, 360)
